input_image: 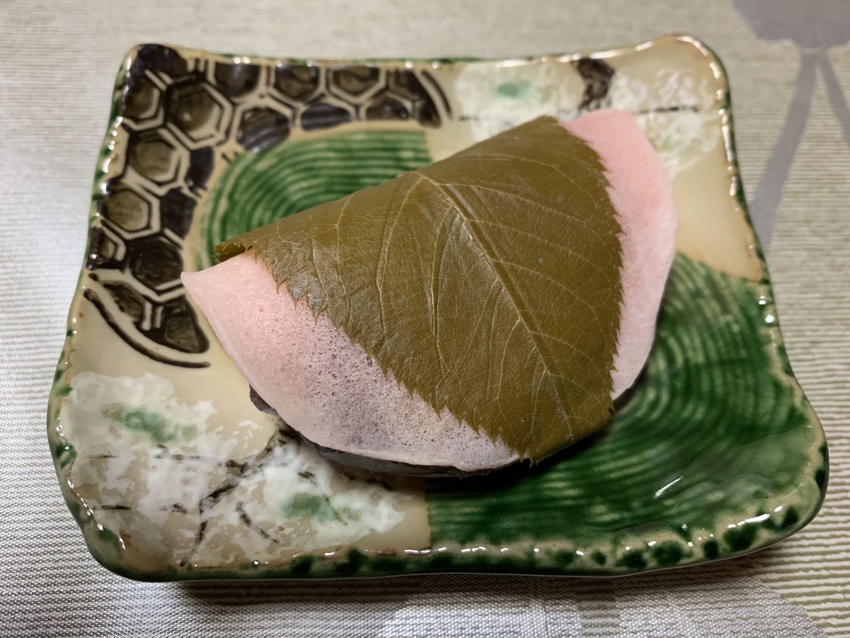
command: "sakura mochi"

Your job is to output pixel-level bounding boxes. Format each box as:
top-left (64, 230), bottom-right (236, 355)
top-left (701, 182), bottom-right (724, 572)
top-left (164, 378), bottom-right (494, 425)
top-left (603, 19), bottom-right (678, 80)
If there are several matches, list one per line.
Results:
top-left (183, 110), bottom-right (678, 475)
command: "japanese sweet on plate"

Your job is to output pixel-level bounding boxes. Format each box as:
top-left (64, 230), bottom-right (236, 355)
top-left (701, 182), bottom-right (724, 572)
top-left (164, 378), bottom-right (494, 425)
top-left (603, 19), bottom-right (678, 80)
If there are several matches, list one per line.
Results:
top-left (183, 109), bottom-right (677, 476)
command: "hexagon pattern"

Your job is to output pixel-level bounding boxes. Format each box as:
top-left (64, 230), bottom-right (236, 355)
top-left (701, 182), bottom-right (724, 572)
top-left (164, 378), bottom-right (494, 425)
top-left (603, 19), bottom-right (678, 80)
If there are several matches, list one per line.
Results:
top-left (165, 79), bottom-right (230, 148)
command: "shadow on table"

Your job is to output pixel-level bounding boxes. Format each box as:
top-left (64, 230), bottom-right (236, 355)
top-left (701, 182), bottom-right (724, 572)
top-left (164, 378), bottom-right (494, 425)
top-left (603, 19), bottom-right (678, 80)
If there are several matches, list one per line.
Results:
top-left (178, 548), bottom-right (826, 635)
top-left (180, 549), bottom-right (769, 605)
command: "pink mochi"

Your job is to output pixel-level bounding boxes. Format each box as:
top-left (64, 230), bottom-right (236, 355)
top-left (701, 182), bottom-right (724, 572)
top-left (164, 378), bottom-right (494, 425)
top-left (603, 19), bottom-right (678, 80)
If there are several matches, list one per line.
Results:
top-left (183, 109), bottom-right (677, 474)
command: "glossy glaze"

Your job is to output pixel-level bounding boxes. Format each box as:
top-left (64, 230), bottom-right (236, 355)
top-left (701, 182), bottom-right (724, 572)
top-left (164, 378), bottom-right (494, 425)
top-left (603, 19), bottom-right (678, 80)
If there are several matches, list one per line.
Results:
top-left (48, 35), bottom-right (826, 580)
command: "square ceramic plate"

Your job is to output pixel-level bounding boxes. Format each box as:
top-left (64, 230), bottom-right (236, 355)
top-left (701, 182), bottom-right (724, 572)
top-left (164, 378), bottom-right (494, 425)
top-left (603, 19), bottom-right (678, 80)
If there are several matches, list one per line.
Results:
top-left (49, 34), bottom-right (827, 580)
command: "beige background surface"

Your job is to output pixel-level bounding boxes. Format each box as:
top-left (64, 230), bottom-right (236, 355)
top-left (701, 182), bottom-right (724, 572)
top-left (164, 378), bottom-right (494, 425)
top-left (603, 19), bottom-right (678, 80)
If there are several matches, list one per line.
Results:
top-left (1, 0), bottom-right (848, 635)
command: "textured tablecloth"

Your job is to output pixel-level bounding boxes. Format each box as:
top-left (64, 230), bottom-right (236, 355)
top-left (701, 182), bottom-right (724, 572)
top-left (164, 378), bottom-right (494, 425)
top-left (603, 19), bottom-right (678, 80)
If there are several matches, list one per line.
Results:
top-left (2, 0), bottom-right (848, 635)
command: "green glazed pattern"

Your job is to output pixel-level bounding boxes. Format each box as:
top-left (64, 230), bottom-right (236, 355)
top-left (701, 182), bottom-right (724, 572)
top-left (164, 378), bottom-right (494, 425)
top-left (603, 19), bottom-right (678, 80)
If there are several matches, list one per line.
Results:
top-left (48, 35), bottom-right (826, 580)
